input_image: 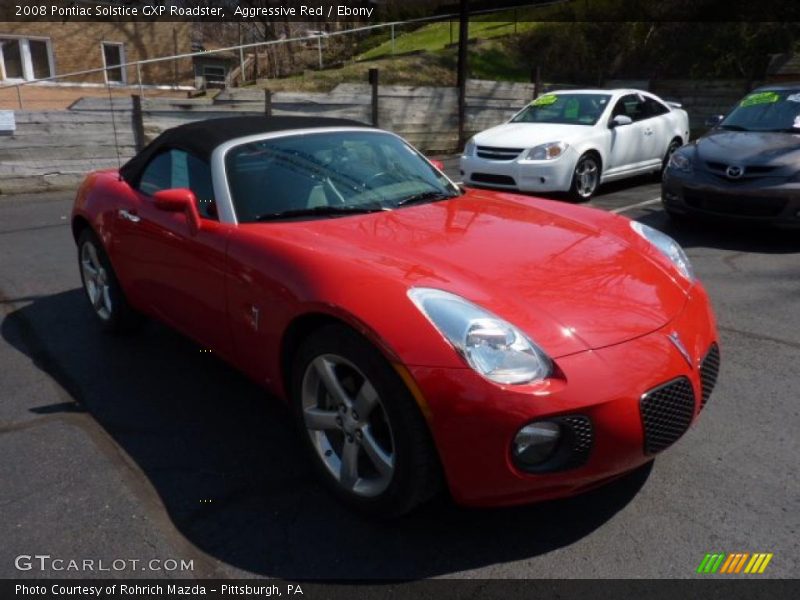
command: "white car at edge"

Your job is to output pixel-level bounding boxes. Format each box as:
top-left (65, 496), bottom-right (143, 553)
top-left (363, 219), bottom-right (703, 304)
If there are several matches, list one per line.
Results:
top-left (460, 89), bottom-right (690, 200)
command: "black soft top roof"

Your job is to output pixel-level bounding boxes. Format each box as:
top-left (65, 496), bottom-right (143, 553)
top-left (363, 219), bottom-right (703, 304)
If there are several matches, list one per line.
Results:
top-left (119, 116), bottom-right (370, 185)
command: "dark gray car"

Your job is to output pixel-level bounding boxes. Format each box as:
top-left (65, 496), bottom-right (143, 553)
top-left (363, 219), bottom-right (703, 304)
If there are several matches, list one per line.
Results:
top-left (662, 84), bottom-right (800, 228)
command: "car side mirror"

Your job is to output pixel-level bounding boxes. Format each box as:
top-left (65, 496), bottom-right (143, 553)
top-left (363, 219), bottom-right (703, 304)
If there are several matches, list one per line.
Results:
top-left (429, 159), bottom-right (445, 171)
top-left (609, 115), bottom-right (633, 128)
top-left (704, 114), bottom-right (724, 128)
top-left (153, 188), bottom-right (202, 235)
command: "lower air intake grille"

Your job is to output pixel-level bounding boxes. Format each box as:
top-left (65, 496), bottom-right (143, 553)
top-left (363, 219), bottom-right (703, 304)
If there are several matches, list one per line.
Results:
top-left (699, 343), bottom-right (720, 408)
top-left (470, 173), bottom-right (517, 186)
top-left (640, 377), bottom-right (696, 455)
top-left (557, 415), bottom-right (593, 469)
top-left (684, 190), bottom-right (787, 218)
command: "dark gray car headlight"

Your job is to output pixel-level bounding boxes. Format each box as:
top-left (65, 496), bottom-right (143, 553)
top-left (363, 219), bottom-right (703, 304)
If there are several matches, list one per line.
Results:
top-left (408, 288), bottom-right (553, 385)
top-left (667, 151), bottom-right (694, 173)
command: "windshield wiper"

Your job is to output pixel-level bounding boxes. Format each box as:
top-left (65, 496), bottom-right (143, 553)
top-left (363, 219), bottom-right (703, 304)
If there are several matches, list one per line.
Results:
top-left (255, 204), bottom-right (388, 222)
top-left (718, 124), bottom-right (749, 131)
top-left (394, 190), bottom-right (459, 208)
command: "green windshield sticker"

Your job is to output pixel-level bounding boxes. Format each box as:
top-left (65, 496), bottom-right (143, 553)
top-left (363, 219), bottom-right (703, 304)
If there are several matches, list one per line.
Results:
top-left (564, 98), bottom-right (579, 118)
top-left (532, 94), bottom-right (558, 107)
top-left (740, 91), bottom-right (780, 107)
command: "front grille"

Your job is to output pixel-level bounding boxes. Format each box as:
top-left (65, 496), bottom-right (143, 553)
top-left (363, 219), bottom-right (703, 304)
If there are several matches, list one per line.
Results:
top-left (471, 173), bottom-right (517, 186)
top-left (476, 146), bottom-right (523, 161)
top-left (699, 343), bottom-right (721, 409)
top-left (704, 162), bottom-right (778, 179)
top-left (684, 190), bottom-right (787, 218)
top-left (640, 377), bottom-right (696, 455)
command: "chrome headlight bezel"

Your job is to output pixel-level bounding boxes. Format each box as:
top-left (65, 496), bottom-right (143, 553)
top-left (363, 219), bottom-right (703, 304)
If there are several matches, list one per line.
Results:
top-left (407, 288), bottom-right (553, 386)
top-left (630, 221), bottom-right (695, 282)
top-left (525, 141), bottom-right (569, 161)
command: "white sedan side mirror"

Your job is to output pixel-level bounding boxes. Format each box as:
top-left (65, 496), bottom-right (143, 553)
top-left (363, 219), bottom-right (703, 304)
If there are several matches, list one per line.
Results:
top-left (610, 115), bottom-right (633, 128)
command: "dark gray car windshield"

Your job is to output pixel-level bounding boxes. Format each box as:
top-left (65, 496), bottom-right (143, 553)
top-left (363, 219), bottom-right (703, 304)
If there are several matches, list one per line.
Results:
top-left (511, 93), bottom-right (611, 126)
top-left (720, 90), bottom-right (800, 132)
top-left (225, 130), bottom-right (459, 223)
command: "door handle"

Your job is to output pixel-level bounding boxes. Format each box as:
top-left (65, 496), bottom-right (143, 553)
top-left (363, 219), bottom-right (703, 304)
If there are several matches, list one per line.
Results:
top-left (118, 209), bottom-right (140, 223)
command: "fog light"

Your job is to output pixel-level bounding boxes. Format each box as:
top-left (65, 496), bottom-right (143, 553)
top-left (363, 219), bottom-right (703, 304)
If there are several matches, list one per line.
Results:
top-left (513, 422), bottom-right (561, 467)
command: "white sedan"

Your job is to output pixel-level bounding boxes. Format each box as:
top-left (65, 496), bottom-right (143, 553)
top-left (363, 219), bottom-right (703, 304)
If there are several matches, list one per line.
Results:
top-left (460, 89), bottom-right (690, 200)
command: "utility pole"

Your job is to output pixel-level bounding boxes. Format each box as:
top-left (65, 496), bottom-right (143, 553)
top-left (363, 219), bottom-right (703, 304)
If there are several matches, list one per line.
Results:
top-left (457, 0), bottom-right (469, 148)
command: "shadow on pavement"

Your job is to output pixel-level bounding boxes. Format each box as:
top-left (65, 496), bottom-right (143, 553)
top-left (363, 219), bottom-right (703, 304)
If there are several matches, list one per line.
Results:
top-left (2, 289), bottom-right (652, 579)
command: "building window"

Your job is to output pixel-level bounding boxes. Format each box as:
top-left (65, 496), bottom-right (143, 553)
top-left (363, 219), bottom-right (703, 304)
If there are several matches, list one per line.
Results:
top-left (0, 37), bottom-right (54, 81)
top-left (203, 65), bottom-right (226, 88)
top-left (102, 42), bottom-right (126, 84)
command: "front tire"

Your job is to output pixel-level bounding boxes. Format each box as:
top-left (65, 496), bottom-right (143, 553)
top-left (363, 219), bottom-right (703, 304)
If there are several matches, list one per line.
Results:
top-left (291, 324), bottom-right (441, 517)
top-left (77, 229), bottom-right (142, 334)
top-left (569, 153), bottom-right (601, 201)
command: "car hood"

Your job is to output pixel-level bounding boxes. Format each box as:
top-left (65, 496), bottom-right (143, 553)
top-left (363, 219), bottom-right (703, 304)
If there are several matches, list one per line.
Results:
top-left (268, 190), bottom-right (688, 359)
top-left (695, 129), bottom-right (800, 166)
top-left (472, 122), bottom-right (592, 149)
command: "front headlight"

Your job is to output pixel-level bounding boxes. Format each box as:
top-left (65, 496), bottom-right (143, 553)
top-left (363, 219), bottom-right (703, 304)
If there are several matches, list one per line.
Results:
top-left (463, 139), bottom-right (476, 157)
top-left (525, 141), bottom-right (568, 161)
top-left (631, 221), bottom-right (695, 282)
top-left (408, 288), bottom-right (552, 385)
top-left (667, 151), bottom-right (693, 173)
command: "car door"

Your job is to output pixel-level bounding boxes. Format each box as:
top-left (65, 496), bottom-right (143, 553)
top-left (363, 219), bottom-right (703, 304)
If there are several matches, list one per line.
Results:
top-left (111, 148), bottom-right (233, 356)
top-left (605, 94), bottom-right (653, 173)
top-left (641, 95), bottom-right (673, 161)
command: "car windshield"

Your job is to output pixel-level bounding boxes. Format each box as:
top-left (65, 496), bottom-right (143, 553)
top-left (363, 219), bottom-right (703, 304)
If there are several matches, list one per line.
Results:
top-left (225, 130), bottom-right (460, 223)
top-left (720, 90), bottom-right (800, 132)
top-left (510, 93), bottom-right (611, 126)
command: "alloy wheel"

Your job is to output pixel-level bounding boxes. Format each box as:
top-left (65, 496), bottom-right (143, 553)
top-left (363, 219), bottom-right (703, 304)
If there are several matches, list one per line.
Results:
top-left (574, 156), bottom-right (599, 198)
top-left (300, 354), bottom-right (396, 497)
top-left (80, 241), bottom-right (113, 321)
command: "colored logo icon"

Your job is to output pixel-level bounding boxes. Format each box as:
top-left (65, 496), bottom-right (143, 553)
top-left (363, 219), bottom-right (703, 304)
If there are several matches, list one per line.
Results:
top-left (697, 553), bottom-right (773, 574)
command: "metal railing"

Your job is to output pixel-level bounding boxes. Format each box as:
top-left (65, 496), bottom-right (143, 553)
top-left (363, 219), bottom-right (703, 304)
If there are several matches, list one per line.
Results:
top-left (0, 1), bottom-right (565, 110)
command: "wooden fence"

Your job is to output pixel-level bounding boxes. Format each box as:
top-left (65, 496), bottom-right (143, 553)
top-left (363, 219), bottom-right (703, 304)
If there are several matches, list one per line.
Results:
top-left (0, 78), bottom-right (755, 194)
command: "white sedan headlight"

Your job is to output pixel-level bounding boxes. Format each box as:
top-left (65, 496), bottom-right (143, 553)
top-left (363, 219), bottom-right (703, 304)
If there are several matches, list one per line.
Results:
top-left (462, 139), bottom-right (476, 157)
top-left (408, 288), bottom-right (552, 385)
top-left (631, 221), bottom-right (695, 282)
top-left (525, 141), bottom-right (568, 161)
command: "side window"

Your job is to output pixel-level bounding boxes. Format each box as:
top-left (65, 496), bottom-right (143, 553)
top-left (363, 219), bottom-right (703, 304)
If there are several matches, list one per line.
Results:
top-left (138, 150), bottom-right (216, 220)
top-left (612, 94), bottom-right (646, 121)
top-left (643, 96), bottom-right (669, 117)
top-left (171, 150), bottom-right (217, 220)
top-left (138, 152), bottom-right (172, 196)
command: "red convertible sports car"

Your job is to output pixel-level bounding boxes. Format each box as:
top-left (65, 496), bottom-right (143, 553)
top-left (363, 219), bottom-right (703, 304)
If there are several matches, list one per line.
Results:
top-left (72, 116), bottom-right (720, 516)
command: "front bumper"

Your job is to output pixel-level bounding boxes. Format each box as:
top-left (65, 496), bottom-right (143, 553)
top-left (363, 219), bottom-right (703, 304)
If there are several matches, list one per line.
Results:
top-left (662, 169), bottom-right (800, 228)
top-left (460, 150), bottom-right (576, 193)
top-left (409, 283), bottom-right (718, 507)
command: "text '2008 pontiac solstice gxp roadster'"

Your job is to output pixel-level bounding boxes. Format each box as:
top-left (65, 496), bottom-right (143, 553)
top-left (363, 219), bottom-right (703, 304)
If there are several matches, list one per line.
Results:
top-left (72, 116), bottom-right (719, 517)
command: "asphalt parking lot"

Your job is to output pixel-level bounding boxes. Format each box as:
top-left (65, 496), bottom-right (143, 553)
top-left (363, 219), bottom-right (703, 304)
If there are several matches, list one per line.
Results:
top-left (0, 167), bottom-right (798, 580)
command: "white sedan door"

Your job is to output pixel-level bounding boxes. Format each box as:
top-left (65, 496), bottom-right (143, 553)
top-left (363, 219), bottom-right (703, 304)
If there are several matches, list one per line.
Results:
top-left (605, 94), bottom-right (652, 173)
top-left (606, 94), bottom-right (663, 173)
